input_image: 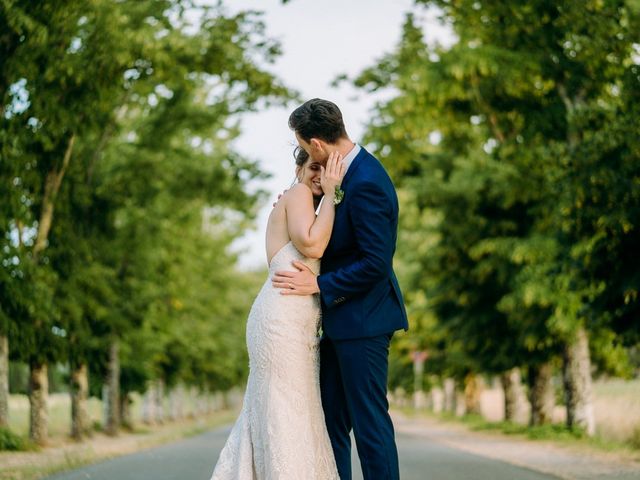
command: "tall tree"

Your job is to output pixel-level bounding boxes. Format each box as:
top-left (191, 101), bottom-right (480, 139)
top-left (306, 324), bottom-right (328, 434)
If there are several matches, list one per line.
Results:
top-left (2, 0), bottom-right (291, 442)
top-left (351, 0), bottom-right (640, 434)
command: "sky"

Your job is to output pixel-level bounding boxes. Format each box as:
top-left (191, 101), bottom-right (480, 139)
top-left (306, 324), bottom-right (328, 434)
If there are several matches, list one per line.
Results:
top-left (216, 0), bottom-right (455, 269)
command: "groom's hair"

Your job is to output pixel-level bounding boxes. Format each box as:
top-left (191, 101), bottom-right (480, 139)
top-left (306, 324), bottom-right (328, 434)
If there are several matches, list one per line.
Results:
top-left (289, 98), bottom-right (347, 144)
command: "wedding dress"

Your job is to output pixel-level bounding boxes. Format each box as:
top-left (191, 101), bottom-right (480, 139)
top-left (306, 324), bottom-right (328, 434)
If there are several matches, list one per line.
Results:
top-left (210, 241), bottom-right (339, 480)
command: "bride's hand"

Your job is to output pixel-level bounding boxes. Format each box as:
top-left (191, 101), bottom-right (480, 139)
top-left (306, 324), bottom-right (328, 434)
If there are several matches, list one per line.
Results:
top-left (272, 189), bottom-right (287, 208)
top-left (320, 151), bottom-right (345, 197)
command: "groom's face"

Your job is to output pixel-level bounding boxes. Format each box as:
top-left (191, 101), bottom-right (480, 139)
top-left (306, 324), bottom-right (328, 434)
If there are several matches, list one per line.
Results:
top-left (296, 133), bottom-right (330, 165)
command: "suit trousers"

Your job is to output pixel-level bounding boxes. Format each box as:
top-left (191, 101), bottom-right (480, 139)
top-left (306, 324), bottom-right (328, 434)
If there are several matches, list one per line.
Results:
top-left (319, 333), bottom-right (400, 480)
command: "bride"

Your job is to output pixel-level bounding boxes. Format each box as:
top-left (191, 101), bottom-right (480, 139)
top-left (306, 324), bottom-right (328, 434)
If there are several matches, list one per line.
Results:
top-left (210, 148), bottom-right (345, 479)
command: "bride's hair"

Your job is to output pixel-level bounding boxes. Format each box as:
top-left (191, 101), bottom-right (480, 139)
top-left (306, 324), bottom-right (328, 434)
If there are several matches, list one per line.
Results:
top-left (291, 146), bottom-right (310, 187)
top-left (294, 145), bottom-right (309, 167)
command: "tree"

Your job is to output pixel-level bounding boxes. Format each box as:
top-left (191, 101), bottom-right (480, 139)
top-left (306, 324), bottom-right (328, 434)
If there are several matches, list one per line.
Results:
top-left (350, 12), bottom-right (560, 422)
top-left (2, 0), bottom-right (291, 442)
top-left (351, 0), bottom-right (640, 434)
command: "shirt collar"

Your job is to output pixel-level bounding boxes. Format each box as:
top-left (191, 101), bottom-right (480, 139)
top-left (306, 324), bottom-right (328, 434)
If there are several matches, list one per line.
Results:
top-left (342, 143), bottom-right (361, 174)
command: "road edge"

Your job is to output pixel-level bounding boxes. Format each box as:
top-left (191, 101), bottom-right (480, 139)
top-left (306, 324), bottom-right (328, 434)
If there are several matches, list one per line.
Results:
top-left (0, 410), bottom-right (238, 480)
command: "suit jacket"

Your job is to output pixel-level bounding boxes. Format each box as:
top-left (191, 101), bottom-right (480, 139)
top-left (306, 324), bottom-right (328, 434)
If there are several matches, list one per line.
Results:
top-left (317, 147), bottom-right (409, 340)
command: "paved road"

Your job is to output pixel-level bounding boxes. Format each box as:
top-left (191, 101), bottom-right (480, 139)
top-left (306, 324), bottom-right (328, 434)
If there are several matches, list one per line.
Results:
top-left (45, 424), bottom-right (559, 480)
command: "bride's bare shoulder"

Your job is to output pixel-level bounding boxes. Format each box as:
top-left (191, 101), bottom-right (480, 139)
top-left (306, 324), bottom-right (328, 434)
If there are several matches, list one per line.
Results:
top-left (282, 183), bottom-right (313, 202)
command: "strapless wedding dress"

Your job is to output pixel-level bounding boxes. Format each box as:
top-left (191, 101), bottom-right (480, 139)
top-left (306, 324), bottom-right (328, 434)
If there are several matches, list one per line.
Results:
top-left (210, 241), bottom-right (339, 480)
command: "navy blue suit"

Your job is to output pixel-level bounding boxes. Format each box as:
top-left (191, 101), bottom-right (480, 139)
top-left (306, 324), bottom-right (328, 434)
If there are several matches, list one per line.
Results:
top-left (317, 146), bottom-right (408, 480)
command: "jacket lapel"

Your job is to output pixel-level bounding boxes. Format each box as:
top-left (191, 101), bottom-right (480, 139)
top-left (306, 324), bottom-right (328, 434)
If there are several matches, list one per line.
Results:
top-left (341, 147), bottom-right (367, 191)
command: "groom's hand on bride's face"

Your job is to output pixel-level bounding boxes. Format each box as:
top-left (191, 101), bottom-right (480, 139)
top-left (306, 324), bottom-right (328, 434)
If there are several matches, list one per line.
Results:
top-left (272, 261), bottom-right (320, 295)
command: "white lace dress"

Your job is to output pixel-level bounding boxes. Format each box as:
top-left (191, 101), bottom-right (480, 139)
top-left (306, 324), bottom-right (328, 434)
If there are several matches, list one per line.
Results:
top-left (210, 241), bottom-right (339, 480)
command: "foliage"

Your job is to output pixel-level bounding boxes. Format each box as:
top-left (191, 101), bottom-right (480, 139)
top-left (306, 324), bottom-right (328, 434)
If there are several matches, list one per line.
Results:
top-left (1, 0), bottom-right (293, 418)
top-left (351, 1), bottom-right (640, 387)
top-left (0, 426), bottom-right (29, 451)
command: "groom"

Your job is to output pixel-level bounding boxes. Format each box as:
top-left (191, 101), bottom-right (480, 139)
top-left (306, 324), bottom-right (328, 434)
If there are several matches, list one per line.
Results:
top-left (273, 98), bottom-right (408, 480)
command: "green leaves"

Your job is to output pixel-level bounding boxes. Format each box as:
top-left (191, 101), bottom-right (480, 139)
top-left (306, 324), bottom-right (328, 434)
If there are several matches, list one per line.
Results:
top-left (353, 0), bottom-right (640, 383)
top-left (1, 0), bottom-right (292, 398)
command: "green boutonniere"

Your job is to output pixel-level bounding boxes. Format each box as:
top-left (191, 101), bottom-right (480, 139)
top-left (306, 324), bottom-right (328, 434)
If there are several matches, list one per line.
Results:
top-left (334, 186), bottom-right (344, 205)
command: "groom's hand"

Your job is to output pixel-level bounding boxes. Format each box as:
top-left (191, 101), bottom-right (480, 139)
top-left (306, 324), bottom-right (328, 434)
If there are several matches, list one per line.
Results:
top-left (272, 261), bottom-right (320, 295)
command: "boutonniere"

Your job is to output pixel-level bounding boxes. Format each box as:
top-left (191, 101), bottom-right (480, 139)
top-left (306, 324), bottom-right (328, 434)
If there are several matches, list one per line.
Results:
top-left (333, 186), bottom-right (345, 205)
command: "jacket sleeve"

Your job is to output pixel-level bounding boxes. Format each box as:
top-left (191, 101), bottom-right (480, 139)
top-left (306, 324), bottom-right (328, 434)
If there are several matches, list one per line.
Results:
top-left (317, 180), bottom-right (395, 308)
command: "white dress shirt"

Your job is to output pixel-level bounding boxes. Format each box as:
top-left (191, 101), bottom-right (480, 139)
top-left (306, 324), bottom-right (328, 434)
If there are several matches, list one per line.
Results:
top-left (341, 143), bottom-right (361, 175)
top-left (315, 143), bottom-right (360, 214)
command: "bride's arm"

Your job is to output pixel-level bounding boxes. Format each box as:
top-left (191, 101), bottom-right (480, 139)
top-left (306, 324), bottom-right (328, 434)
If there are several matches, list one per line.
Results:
top-left (285, 152), bottom-right (343, 259)
top-left (285, 184), bottom-right (336, 259)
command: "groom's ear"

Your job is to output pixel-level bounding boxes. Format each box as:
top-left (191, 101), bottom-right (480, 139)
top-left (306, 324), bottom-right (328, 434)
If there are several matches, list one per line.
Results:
top-left (309, 138), bottom-right (323, 153)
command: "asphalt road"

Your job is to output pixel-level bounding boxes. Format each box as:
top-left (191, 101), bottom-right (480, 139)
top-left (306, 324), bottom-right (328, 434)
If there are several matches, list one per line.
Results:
top-left (45, 423), bottom-right (559, 480)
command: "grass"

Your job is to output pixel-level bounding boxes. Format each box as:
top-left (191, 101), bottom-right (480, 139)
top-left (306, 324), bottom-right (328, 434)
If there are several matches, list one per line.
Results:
top-left (6, 393), bottom-right (105, 440)
top-left (469, 415), bottom-right (640, 457)
top-left (591, 378), bottom-right (640, 443)
top-left (403, 406), bottom-right (640, 457)
top-left (631, 426), bottom-right (640, 450)
top-left (0, 427), bottom-right (36, 452)
top-left (452, 413), bottom-right (587, 439)
top-left (4, 390), bottom-right (218, 444)
top-left (0, 409), bottom-right (238, 480)
top-left (7, 453), bottom-right (94, 480)
top-left (398, 377), bottom-right (640, 458)
top-left (1, 391), bottom-right (241, 480)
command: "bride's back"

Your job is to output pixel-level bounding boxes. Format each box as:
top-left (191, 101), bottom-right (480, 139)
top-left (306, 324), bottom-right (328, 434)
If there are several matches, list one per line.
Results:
top-left (266, 182), bottom-right (320, 265)
top-left (265, 194), bottom-right (291, 266)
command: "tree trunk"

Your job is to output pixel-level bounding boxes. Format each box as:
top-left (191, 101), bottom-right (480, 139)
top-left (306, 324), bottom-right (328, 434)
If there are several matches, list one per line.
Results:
top-left (430, 384), bottom-right (444, 413)
top-left (70, 362), bottom-right (90, 440)
top-left (213, 390), bottom-right (224, 412)
top-left (33, 134), bottom-right (76, 262)
top-left (196, 391), bottom-right (204, 416)
top-left (167, 388), bottom-right (176, 421)
top-left (142, 385), bottom-right (155, 424)
top-left (120, 391), bottom-right (132, 430)
top-left (168, 386), bottom-right (184, 421)
top-left (154, 378), bottom-right (165, 424)
top-left (528, 362), bottom-right (554, 426)
top-left (0, 334), bottom-right (9, 427)
top-left (443, 378), bottom-right (457, 414)
top-left (29, 361), bottom-right (48, 445)
top-left (463, 373), bottom-right (482, 415)
top-left (184, 386), bottom-right (193, 418)
top-left (500, 367), bottom-right (524, 422)
top-left (104, 339), bottom-right (120, 436)
top-left (562, 327), bottom-right (595, 436)
top-left (176, 386), bottom-right (185, 419)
